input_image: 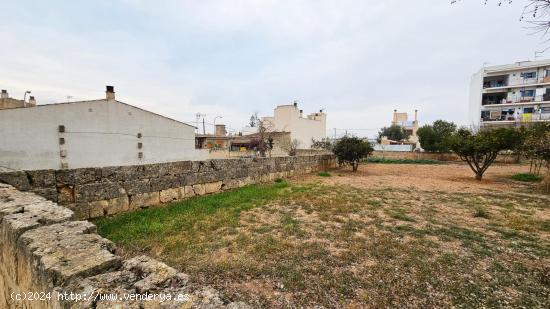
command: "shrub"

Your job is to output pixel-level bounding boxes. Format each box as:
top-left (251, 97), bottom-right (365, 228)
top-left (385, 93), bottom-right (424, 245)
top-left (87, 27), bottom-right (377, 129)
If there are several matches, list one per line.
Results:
top-left (510, 173), bottom-right (542, 182)
top-left (318, 172), bottom-right (331, 177)
top-left (274, 178), bottom-right (284, 183)
top-left (333, 136), bottom-right (374, 172)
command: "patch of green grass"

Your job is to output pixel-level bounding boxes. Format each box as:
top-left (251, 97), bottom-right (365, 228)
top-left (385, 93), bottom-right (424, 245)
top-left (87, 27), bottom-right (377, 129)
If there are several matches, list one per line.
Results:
top-left (366, 157), bottom-right (441, 164)
top-left (510, 173), bottom-right (542, 182)
top-left (94, 181), bottom-right (290, 246)
top-left (317, 172), bottom-right (331, 177)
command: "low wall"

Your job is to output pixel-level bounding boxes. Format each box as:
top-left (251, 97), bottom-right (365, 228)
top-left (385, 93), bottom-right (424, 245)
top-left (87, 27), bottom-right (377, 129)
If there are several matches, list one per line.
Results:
top-left (0, 183), bottom-right (250, 308)
top-left (371, 151), bottom-right (520, 163)
top-left (0, 155), bottom-right (336, 220)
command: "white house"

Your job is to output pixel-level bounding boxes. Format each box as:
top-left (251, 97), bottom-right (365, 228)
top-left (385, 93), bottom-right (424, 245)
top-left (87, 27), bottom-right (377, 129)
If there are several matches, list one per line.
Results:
top-left (262, 102), bottom-right (326, 149)
top-left (0, 86), bottom-right (205, 171)
top-left (469, 59), bottom-right (550, 127)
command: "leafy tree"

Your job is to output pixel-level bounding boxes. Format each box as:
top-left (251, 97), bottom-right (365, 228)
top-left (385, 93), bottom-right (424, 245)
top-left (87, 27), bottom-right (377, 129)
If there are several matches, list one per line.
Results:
top-left (377, 125), bottom-right (410, 142)
top-left (417, 120), bottom-right (457, 152)
top-left (447, 127), bottom-right (523, 180)
top-left (333, 136), bottom-right (374, 172)
top-left (520, 123), bottom-right (550, 175)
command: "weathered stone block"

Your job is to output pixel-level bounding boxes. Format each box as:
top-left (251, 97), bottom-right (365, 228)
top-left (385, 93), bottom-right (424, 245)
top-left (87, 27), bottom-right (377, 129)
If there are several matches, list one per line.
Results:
top-left (74, 182), bottom-right (125, 202)
top-left (121, 180), bottom-right (150, 195)
top-left (159, 188), bottom-right (181, 203)
top-left (104, 197), bottom-right (130, 216)
top-left (0, 171), bottom-right (30, 191)
top-left (129, 192), bottom-right (160, 210)
top-left (150, 176), bottom-right (181, 192)
top-left (184, 186), bottom-right (196, 198)
top-left (192, 184), bottom-right (206, 196)
top-left (56, 184), bottom-right (75, 204)
top-left (204, 181), bottom-right (223, 194)
top-left (18, 221), bottom-right (122, 286)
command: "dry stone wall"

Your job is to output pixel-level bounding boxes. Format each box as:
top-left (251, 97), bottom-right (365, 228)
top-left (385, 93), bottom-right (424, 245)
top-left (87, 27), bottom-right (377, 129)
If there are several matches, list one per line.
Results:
top-left (0, 155), bottom-right (336, 220)
top-left (0, 183), bottom-right (250, 308)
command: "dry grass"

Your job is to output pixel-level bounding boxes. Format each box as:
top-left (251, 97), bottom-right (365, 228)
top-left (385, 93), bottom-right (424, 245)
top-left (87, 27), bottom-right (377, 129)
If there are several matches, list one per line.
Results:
top-left (96, 163), bottom-right (550, 308)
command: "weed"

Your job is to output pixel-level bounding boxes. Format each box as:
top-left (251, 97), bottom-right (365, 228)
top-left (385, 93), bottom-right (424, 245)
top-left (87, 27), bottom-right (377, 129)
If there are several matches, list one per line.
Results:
top-left (510, 173), bottom-right (542, 182)
top-left (318, 172), bottom-right (331, 177)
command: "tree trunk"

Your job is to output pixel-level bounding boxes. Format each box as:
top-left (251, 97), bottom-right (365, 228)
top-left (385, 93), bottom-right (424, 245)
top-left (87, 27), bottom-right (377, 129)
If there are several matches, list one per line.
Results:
top-left (475, 172), bottom-right (483, 181)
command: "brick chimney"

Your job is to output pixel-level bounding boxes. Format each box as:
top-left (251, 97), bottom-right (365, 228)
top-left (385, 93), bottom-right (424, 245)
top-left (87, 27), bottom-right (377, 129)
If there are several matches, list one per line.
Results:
top-left (28, 96), bottom-right (36, 106)
top-left (1, 90), bottom-right (8, 99)
top-left (106, 86), bottom-right (115, 100)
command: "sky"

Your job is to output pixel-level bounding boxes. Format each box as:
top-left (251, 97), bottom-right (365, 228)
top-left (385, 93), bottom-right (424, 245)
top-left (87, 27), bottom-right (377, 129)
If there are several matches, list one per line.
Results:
top-left (0, 0), bottom-right (546, 138)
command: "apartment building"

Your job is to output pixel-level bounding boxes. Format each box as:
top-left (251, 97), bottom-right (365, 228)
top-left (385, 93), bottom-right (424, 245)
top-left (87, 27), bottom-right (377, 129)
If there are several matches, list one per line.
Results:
top-left (469, 59), bottom-right (550, 127)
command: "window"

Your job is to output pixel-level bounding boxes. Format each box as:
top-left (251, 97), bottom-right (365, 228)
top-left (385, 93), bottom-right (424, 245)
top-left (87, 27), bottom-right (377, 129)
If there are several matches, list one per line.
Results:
top-left (523, 107), bottom-right (534, 113)
top-left (520, 90), bottom-right (535, 97)
top-left (521, 71), bottom-right (537, 79)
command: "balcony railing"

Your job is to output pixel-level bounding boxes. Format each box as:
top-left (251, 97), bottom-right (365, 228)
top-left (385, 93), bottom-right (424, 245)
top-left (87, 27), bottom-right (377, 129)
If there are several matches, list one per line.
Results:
top-left (483, 76), bottom-right (550, 89)
top-left (482, 95), bottom-right (550, 106)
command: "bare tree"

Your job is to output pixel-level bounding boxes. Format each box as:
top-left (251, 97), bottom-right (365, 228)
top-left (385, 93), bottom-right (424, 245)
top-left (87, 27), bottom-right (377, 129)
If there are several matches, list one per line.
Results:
top-left (452, 1), bottom-right (550, 40)
top-left (250, 116), bottom-right (275, 157)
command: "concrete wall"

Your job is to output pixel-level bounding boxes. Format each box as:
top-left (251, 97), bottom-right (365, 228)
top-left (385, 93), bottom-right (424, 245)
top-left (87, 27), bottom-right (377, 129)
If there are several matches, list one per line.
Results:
top-left (0, 183), bottom-right (249, 308)
top-left (262, 105), bottom-right (326, 149)
top-left (0, 99), bottom-right (205, 171)
top-left (0, 155), bottom-right (336, 220)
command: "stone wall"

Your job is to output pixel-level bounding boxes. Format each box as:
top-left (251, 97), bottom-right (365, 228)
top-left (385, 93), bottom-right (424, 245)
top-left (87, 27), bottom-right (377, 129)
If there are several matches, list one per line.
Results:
top-left (371, 151), bottom-right (520, 163)
top-left (0, 183), bottom-right (250, 308)
top-left (0, 155), bottom-right (336, 220)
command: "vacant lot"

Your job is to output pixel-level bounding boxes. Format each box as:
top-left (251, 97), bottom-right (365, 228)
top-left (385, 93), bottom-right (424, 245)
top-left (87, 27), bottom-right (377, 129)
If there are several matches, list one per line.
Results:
top-left (95, 163), bottom-right (549, 308)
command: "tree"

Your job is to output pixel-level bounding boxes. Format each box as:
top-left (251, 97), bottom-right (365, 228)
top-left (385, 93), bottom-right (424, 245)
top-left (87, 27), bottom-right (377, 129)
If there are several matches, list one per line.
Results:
top-left (248, 113), bottom-right (274, 157)
top-left (333, 136), bottom-right (374, 172)
top-left (520, 123), bottom-right (550, 175)
top-left (417, 120), bottom-right (457, 152)
top-left (281, 139), bottom-right (300, 156)
top-left (377, 125), bottom-right (410, 143)
top-left (249, 113), bottom-right (259, 127)
top-left (452, 1), bottom-right (550, 40)
top-left (447, 127), bottom-right (523, 180)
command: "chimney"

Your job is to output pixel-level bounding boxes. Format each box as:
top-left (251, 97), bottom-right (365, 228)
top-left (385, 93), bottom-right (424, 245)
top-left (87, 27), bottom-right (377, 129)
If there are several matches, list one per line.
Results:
top-left (299, 109), bottom-right (303, 117)
top-left (106, 85), bottom-right (115, 100)
top-left (215, 124), bottom-right (227, 136)
top-left (414, 109), bottom-right (418, 122)
top-left (28, 96), bottom-right (36, 106)
top-left (293, 101), bottom-right (298, 107)
top-left (1, 90), bottom-right (7, 99)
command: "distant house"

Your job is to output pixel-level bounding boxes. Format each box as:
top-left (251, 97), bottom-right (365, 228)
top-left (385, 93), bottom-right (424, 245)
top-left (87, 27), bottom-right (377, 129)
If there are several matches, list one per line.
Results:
top-left (261, 102), bottom-right (326, 149)
top-left (195, 124), bottom-right (291, 158)
top-left (0, 89), bottom-right (36, 110)
top-left (381, 109), bottom-right (419, 149)
top-left (0, 86), bottom-right (204, 171)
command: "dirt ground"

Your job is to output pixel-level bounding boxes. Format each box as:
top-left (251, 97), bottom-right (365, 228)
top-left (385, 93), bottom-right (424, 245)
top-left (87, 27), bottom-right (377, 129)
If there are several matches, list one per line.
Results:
top-left (97, 163), bottom-right (550, 308)
top-left (301, 162), bottom-right (535, 194)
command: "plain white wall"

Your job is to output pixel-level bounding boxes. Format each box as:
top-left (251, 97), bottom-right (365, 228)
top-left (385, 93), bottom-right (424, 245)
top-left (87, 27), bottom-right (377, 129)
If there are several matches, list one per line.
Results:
top-left (263, 105), bottom-right (326, 149)
top-left (0, 100), bottom-right (205, 171)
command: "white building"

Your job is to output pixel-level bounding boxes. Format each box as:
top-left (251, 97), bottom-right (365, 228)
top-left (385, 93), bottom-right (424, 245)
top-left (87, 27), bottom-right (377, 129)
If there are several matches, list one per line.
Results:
top-left (0, 86), bottom-right (204, 171)
top-left (469, 59), bottom-right (550, 127)
top-left (262, 102), bottom-right (327, 149)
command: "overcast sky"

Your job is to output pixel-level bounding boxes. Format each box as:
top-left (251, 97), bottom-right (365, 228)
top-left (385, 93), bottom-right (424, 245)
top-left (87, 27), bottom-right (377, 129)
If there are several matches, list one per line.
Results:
top-left (0, 0), bottom-right (546, 137)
